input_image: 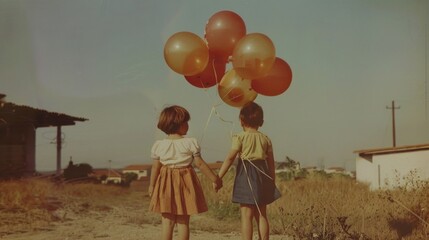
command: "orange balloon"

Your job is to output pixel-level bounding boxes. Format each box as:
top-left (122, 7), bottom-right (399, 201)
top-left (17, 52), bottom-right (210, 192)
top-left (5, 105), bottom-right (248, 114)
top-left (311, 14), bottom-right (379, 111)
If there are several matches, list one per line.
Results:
top-left (205, 10), bottom-right (246, 58)
top-left (232, 33), bottom-right (276, 79)
top-left (251, 57), bottom-right (292, 96)
top-left (184, 53), bottom-right (227, 88)
top-left (164, 32), bottom-right (209, 76)
top-left (218, 69), bottom-right (257, 107)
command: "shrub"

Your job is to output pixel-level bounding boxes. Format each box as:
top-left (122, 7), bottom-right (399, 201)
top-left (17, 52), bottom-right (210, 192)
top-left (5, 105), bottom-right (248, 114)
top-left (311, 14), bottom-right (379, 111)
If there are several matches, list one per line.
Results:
top-left (63, 161), bottom-right (93, 180)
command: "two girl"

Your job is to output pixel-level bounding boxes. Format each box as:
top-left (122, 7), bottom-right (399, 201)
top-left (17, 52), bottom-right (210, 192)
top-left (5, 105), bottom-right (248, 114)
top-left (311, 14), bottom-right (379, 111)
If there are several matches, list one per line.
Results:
top-left (149, 102), bottom-right (280, 240)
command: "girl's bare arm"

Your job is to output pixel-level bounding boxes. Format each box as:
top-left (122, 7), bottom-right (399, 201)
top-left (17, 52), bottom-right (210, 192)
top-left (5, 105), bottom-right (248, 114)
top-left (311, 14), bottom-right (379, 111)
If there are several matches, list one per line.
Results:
top-left (218, 149), bottom-right (239, 179)
top-left (266, 151), bottom-right (276, 181)
top-left (148, 160), bottom-right (162, 196)
top-left (193, 156), bottom-right (220, 183)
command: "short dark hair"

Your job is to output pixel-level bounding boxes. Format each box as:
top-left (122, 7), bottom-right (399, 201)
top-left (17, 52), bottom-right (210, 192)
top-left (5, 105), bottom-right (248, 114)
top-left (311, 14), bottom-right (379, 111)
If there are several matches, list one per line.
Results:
top-left (239, 102), bottom-right (263, 128)
top-left (157, 105), bottom-right (190, 134)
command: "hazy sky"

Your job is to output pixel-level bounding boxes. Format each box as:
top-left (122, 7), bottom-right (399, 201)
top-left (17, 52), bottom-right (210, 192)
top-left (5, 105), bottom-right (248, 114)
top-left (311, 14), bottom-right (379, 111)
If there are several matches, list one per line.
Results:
top-left (1, 0), bottom-right (428, 171)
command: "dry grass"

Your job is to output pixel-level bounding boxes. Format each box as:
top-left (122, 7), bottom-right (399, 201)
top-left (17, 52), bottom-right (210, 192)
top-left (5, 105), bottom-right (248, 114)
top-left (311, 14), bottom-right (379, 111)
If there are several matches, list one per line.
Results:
top-left (0, 179), bottom-right (155, 237)
top-left (203, 170), bottom-right (429, 240)
top-left (1, 172), bottom-right (428, 239)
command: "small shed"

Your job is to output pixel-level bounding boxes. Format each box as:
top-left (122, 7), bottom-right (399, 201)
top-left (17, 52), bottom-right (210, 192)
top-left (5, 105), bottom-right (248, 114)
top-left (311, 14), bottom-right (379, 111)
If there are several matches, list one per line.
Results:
top-left (0, 95), bottom-right (87, 177)
top-left (354, 144), bottom-right (429, 190)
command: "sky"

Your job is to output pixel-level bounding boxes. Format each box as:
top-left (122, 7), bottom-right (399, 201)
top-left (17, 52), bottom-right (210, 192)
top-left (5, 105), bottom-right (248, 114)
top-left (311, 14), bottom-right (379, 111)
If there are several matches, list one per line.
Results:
top-left (1, 0), bottom-right (428, 171)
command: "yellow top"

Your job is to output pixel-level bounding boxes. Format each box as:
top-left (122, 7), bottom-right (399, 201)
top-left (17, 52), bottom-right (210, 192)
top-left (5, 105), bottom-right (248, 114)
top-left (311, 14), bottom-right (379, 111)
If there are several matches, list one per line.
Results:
top-left (231, 131), bottom-right (273, 161)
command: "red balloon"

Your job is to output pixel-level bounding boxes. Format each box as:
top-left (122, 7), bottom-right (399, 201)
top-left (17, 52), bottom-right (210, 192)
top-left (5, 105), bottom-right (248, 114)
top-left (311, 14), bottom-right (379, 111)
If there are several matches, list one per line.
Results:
top-left (251, 57), bottom-right (292, 96)
top-left (185, 54), bottom-right (227, 88)
top-left (205, 10), bottom-right (246, 58)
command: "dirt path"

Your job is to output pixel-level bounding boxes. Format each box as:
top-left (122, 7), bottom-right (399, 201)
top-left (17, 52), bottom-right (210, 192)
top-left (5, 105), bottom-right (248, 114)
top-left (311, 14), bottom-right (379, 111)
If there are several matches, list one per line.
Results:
top-left (2, 216), bottom-right (290, 240)
top-left (1, 192), bottom-right (291, 240)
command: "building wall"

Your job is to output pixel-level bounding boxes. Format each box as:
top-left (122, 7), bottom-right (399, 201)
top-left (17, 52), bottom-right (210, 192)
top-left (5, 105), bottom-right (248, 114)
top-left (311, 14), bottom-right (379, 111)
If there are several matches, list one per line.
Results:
top-left (0, 125), bottom-right (35, 177)
top-left (356, 156), bottom-right (378, 189)
top-left (357, 150), bottom-right (429, 190)
top-left (375, 151), bottom-right (429, 189)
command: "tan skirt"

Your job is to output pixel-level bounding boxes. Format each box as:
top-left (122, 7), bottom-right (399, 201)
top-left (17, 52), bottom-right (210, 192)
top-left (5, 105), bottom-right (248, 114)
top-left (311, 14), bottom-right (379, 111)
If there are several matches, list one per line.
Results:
top-left (149, 165), bottom-right (208, 215)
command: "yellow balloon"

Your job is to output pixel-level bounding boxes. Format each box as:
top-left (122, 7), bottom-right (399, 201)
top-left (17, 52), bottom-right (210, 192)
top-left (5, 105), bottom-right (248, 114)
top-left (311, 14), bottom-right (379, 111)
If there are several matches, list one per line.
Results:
top-left (164, 32), bottom-right (209, 76)
top-left (232, 33), bottom-right (276, 79)
top-left (218, 69), bottom-right (257, 108)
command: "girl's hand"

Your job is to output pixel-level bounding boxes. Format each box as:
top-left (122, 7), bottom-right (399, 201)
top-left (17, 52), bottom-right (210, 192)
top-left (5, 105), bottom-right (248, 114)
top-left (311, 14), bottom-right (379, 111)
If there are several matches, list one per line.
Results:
top-left (213, 177), bottom-right (223, 192)
top-left (148, 185), bottom-right (154, 197)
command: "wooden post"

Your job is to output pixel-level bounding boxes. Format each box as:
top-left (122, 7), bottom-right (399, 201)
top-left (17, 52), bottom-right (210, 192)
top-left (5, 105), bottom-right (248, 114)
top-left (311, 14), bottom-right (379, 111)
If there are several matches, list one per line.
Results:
top-left (56, 125), bottom-right (62, 176)
top-left (378, 164), bottom-right (381, 190)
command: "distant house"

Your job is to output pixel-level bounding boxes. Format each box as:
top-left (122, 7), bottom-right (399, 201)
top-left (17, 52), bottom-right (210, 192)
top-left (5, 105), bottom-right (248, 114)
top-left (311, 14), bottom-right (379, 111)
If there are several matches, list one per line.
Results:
top-left (0, 94), bottom-right (87, 177)
top-left (122, 164), bottom-right (152, 181)
top-left (324, 167), bottom-right (354, 178)
top-left (324, 167), bottom-right (346, 174)
top-left (354, 143), bottom-right (429, 190)
top-left (303, 166), bottom-right (318, 173)
top-left (91, 168), bottom-right (122, 184)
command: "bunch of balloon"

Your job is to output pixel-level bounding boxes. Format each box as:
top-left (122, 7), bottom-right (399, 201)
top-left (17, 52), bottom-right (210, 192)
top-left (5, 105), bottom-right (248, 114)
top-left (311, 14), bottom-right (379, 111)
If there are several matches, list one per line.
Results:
top-left (209, 11), bottom-right (293, 107)
top-left (163, 10), bottom-right (292, 108)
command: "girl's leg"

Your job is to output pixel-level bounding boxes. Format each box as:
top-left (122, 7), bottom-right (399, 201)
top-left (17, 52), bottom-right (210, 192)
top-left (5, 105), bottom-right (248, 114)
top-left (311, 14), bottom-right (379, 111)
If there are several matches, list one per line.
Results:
top-left (176, 215), bottom-right (190, 240)
top-left (161, 213), bottom-right (176, 240)
top-left (254, 205), bottom-right (269, 240)
top-left (240, 204), bottom-right (255, 240)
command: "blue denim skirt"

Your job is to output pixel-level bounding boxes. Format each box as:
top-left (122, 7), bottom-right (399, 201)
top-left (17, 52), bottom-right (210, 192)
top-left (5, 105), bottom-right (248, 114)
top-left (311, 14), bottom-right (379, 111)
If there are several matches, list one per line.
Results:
top-left (232, 159), bottom-right (281, 205)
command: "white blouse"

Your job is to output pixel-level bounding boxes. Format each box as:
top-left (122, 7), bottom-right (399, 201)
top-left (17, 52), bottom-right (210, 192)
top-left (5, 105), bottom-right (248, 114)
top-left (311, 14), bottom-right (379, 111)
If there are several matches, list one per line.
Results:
top-left (150, 137), bottom-right (201, 167)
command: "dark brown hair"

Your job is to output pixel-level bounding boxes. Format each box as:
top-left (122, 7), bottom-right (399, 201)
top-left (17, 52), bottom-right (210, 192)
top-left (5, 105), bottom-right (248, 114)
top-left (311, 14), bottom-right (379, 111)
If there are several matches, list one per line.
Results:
top-left (157, 105), bottom-right (190, 134)
top-left (239, 101), bottom-right (264, 128)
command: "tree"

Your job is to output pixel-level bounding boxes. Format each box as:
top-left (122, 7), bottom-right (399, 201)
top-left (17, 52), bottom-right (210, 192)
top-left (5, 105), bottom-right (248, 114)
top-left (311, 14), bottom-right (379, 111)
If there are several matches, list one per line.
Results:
top-left (63, 161), bottom-right (94, 180)
top-left (122, 172), bottom-right (138, 186)
top-left (285, 156), bottom-right (300, 171)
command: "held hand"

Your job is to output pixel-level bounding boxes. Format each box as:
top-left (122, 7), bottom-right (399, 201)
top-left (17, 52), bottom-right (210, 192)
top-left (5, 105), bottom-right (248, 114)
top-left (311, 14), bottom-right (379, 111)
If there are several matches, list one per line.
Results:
top-left (148, 185), bottom-right (154, 197)
top-left (213, 177), bottom-right (223, 192)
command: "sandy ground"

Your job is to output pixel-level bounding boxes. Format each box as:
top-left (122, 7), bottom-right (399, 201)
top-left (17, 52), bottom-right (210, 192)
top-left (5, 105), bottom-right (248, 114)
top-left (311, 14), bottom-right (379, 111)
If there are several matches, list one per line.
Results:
top-left (0, 190), bottom-right (291, 240)
top-left (1, 212), bottom-right (291, 240)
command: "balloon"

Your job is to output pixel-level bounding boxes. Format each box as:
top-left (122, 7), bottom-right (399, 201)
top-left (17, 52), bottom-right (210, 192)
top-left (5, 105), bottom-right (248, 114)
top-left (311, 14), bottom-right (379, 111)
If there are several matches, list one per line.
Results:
top-left (218, 69), bottom-right (257, 108)
top-left (205, 10), bottom-right (246, 58)
top-left (232, 33), bottom-right (276, 79)
top-left (251, 57), bottom-right (292, 96)
top-left (164, 32), bottom-right (209, 76)
top-left (185, 53), bottom-right (227, 88)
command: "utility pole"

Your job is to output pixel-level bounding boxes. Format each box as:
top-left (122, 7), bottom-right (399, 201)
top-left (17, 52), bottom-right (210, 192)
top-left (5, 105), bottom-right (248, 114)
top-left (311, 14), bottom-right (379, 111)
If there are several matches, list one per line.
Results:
top-left (56, 126), bottom-right (62, 176)
top-left (386, 100), bottom-right (400, 147)
top-left (108, 160), bottom-right (112, 178)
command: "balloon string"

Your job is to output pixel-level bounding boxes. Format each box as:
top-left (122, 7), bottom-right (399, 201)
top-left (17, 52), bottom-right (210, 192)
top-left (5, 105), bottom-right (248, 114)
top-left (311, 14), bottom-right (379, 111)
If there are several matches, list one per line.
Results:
top-left (200, 106), bottom-right (215, 144)
top-left (199, 59), bottom-right (236, 145)
top-left (195, 58), bottom-right (219, 105)
top-left (212, 58), bottom-right (220, 85)
top-left (241, 158), bottom-right (263, 216)
top-left (199, 104), bottom-right (236, 146)
top-left (213, 106), bottom-right (235, 138)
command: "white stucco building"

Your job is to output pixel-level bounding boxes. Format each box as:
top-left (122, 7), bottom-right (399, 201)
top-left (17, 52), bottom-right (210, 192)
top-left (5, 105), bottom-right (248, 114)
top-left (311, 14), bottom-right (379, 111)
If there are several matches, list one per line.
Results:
top-left (354, 144), bottom-right (429, 190)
